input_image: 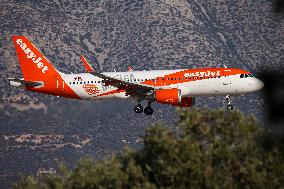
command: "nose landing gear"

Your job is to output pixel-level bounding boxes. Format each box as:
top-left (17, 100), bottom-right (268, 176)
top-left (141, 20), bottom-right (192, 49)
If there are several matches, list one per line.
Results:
top-left (225, 95), bottom-right (233, 110)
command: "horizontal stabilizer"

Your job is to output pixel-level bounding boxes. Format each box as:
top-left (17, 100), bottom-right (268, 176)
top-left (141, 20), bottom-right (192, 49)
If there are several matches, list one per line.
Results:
top-left (7, 78), bottom-right (43, 88)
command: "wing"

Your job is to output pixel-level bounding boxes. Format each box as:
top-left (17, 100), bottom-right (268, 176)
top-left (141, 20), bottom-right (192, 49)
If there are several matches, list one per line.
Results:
top-left (90, 71), bottom-right (170, 96)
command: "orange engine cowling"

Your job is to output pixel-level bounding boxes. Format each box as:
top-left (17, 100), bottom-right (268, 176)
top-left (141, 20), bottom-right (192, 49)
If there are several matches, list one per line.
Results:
top-left (155, 89), bottom-right (181, 105)
top-left (155, 89), bottom-right (195, 107)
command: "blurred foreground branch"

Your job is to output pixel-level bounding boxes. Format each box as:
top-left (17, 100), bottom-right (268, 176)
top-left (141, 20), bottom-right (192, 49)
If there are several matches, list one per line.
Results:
top-left (14, 109), bottom-right (284, 189)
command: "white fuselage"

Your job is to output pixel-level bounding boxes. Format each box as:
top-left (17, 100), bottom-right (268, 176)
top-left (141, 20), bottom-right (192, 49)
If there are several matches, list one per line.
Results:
top-left (60, 69), bottom-right (263, 101)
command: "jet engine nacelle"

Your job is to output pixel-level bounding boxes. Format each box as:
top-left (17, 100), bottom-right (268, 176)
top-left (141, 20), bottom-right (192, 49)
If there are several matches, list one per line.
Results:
top-left (155, 89), bottom-right (196, 107)
top-left (155, 88), bottom-right (182, 105)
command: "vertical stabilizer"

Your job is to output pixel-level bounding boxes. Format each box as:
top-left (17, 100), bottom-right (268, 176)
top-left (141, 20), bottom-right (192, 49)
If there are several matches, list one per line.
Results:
top-left (12, 36), bottom-right (59, 81)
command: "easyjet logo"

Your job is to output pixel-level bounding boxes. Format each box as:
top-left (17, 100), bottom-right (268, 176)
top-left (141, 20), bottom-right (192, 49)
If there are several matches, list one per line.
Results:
top-left (184, 71), bottom-right (221, 78)
top-left (16, 39), bottom-right (48, 73)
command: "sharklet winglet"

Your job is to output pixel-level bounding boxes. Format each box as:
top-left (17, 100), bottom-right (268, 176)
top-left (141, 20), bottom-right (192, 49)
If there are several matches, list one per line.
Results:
top-left (80, 55), bottom-right (94, 73)
top-left (128, 66), bottom-right (133, 71)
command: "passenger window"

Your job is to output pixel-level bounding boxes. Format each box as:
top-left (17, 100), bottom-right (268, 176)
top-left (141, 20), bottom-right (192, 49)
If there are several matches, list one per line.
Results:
top-left (73, 82), bottom-right (75, 84)
top-left (80, 82), bottom-right (82, 84)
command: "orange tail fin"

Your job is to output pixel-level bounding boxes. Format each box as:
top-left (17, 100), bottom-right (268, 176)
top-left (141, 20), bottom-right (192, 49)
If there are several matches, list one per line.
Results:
top-left (12, 36), bottom-right (59, 81)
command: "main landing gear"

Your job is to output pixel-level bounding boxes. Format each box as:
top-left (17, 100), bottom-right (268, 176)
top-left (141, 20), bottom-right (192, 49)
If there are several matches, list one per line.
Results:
top-left (134, 104), bottom-right (143, 113)
top-left (225, 95), bottom-right (233, 110)
top-left (134, 102), bottom-right (154, 115)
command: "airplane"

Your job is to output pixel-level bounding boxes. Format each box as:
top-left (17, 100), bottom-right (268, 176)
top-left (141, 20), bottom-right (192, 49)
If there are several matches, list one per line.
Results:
top-left (8, 36), bottom-right (264, 115)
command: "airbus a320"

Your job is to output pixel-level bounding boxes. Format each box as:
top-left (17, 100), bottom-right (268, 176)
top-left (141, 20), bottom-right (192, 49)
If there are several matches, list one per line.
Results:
top-left (8, 36), bottom-right (264, 115)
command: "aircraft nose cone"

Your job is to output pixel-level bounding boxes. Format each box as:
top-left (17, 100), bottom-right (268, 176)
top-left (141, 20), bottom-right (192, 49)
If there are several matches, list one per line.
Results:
top-left (249, 78), bottom-right (264, 91)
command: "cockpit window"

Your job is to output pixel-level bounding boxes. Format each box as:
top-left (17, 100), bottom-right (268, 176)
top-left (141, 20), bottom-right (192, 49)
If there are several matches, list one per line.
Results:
top-left (240, 74), bottom-right (244, 78)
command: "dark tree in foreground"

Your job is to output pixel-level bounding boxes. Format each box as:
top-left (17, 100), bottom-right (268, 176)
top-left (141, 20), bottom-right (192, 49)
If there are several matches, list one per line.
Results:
top-left (14, 109), bottom-right (284, 189)
top-left (273, 0), bottom-right (284, 12)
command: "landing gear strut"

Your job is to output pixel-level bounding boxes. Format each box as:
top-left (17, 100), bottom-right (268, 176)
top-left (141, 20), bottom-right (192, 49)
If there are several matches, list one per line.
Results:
top-left (144, 101), bottom-right (154, 115)
top-left (225, 95), bottom-right (233, 110)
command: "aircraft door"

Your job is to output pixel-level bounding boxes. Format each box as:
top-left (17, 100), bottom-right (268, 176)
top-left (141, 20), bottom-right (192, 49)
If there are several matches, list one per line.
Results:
top-left (56, 79), bottom-right (66, 95)
top-left (222, 69), bottom-right (232, 86)
top-left (212, 69), bottom-right (232, 94)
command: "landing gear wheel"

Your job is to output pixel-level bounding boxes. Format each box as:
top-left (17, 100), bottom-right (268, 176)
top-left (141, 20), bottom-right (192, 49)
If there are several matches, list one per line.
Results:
top-left (134, 104), bottom-right (143, 113)
top-left (227, 104), bottom-right (233, 110)
top-left (144, 106), bottom-right (154, 115)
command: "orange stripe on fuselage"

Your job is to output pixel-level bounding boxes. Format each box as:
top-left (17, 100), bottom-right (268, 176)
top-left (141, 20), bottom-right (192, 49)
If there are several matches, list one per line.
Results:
top-left (142, 68), bottom-right (249, 86)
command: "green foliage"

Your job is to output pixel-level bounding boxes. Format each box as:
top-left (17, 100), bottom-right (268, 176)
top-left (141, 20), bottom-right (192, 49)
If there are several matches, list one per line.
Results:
top-left (14, 109), bottom-right (284, 189)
